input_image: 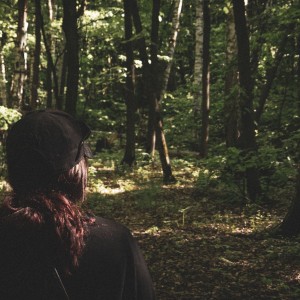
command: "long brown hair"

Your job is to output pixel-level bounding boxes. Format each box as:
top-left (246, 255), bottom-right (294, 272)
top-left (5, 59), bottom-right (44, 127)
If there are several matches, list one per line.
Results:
top-left (0, 158), bottom-right (88, 274)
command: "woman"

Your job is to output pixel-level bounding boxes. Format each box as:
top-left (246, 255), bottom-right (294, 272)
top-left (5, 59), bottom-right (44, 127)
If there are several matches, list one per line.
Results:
top-left (0, 110), bottom-right (155, 299)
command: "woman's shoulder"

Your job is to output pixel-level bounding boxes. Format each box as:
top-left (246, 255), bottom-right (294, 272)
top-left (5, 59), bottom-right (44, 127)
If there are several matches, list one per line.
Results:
top-left (83, 216), bottom-right (134, 257)
top-left (87, 216), bottom-right (132, 239)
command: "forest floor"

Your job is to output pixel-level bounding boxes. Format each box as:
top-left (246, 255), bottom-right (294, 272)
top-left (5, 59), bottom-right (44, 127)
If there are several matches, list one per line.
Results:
top-left (84, 152), bottom-right (300, 300)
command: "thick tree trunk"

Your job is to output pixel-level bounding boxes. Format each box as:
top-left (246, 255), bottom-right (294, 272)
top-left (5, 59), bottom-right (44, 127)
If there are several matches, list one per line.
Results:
top-left (199, 0), bottom-right (210, 158)
top-left (193, 0), bottom-right (204, 123)
top-left (10, 0), bottom-right (28, 109)
top-left (31, 0), bottom-right (42, 110)
top-left (277, 167), bottom-right (300, 236)
top-left (232, 0), bottom-right (261, 201)
top-left (62, 0), bottom-right (79, 115)
top-left (121, 0), bottom-right (136, 166)
top-left (224, 4), bottom-right (238, 148)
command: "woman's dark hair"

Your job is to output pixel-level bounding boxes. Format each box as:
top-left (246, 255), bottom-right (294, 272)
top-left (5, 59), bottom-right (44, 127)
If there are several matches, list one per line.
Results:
top-left (0, 110), bottom-right (94, 278)
top-left (0, 157), bottom-right (88, 274)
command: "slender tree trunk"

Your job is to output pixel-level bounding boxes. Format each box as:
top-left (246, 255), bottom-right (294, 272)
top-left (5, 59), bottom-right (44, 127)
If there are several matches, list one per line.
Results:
top-left (62, 0), bottom-right (79, 115)
top-left (150, 0), bottom-right (179, 183)
top-left (31, 0), bottom-right (42, 110)
top-left (255, 24), bottom-right (295, 124)
top-left (40, 11), bottom-right (60, 109)
top-left (159, 0), bottom-right (183, 100)
top-left (146, 0), bottom-right (160, 156)
top-left (224, 4), bottom-right (239, 147)
top-left (232, 0), bottom-right (261, 201)
top-left (10, 0), bottom-right (28, 109)
top-left (193, 0), bottom-right (204, 125)
top-left (121, 0), bottom-right (136, 166)
top-left (59, 51), bottom-right (67, 109)
top-left (0, 33), bottom-right (7, 106)
top-left (199, 0), bottom-right (210, 158)
top-left (130, 0), bottom-right (176, 182)
top-left (46, 0), bottom-right (55, 108)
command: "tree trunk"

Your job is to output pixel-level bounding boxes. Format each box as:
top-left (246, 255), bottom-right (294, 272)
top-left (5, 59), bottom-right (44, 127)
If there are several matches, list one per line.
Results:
top-left (46, 0), bottom-right (55, 108)
top-left (255, 24), bottom-right (295, 124)
top-left (224, 4), bottom-right (239, 148)
top-left (277, 166), bottom-right (300, 236)
top-left (62, 0), bottom-right (79, 115)
top-left (199, 0), bottom-right (210, 158)
top-left (59, 51), bottom-right (67, 110)
top-left (0, 33), bottom-right (7, 106)
top-left (232, 0), bottom-right (261, 201)
top-left (149, 0), bottom-right (178, 183)
top-left (159, 0), bottom-right (183, 100)
top-left (40, 10), bottom-right (60, 110)
top-left (193, 0), bottom-right (204, 126)
top-left (121, 0), bottom-right (136, 166)
top-left (31, 0), bottom-right (42, 110)
top-left (10, 0), bottom-right (28, 109)
top-left (146, 0), bottom-right (160, 156)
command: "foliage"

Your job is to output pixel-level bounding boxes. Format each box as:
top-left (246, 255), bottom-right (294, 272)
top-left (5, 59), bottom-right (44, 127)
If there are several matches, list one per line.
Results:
top-left (196, 145), bottom-right (297, 202)
top-left (0, 106), bottom-right (21, 130)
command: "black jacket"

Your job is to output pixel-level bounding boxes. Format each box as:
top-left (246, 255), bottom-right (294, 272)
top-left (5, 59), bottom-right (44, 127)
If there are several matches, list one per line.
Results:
top-left (0, 216), bottom-right (155, 300)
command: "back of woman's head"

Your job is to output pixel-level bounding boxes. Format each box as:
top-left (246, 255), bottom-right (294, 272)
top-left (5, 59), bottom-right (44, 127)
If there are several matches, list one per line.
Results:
top-left (1, 110), bottom-right (92, 279)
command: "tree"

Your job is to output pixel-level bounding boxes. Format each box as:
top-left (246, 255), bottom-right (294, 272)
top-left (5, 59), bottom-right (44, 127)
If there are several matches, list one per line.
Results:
top-left (129, 0), bottom-right (178, 182)
top-left (0, 32), bottom-right (7, 106)
top-left (255, 23), bottom-right (295, 124)
top-left (224, 3), bottom-right (238, 148)
top-left (40, 2), bottom-right (61, 109)
top-left (62, 0), bottom-right (86, 115)
top-left (193, 0), bottom-right (204, 129)
top-left (199, 0), bottom-right (210, 157)
top-left (30, 0), bottom-right (42, 110)
top-left (232, 0), bottom-right (261, 201)
top-left (45, 0), bottom-right (55, 108)
top-left (121, 0), bottom-right (136, 166)
top-left (10, 0), bottom-right (28, 109)
top-left (277, 166), bottom-right (300, 236)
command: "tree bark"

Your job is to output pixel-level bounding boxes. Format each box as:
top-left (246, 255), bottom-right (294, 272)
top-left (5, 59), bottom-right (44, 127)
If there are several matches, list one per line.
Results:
top-left (0, 33), bottom-right (7, 106)
top-left (130, 0), bottom-right (176, 182)
top-left (159, 0), bottom-right (183, 100)
top-left (146, 0), bottom-right (160, 156)
top-left (193, 0), bottom-right (204, 124)
top-left (59, 51), bottom-right (67, 109)
top-left (31, 0), bottom-right (42, 110)
top-left (255, 24), bottom-right (295, 124)
top-left (121, 0), bottom-right (136, 166)
top-left (277, 166), bottom-right (300, 236)
top-left (46, 0), bottom-right (55, 108)
top-left (224, 4), bottom-right (238, 148)
top-left (10, 0), bottom-right (28, 109)
top-left (40, 10), bottom-right (60, 110)
top-left (199, 0), bottom-right (210, 158)
top-left (62, 0), bottom-right (79, 115)
top-left (149, 0), bottom-right (178, 183)
top-left (232, 0), bottom-right (261, 201)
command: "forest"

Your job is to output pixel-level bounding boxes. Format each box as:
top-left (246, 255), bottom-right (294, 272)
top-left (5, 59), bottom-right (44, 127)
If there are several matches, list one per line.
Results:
top-left (0, 0), bottom-right (299, 298)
